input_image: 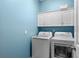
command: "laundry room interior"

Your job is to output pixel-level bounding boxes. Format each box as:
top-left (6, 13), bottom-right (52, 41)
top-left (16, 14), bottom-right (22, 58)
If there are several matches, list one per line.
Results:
top-left (0, 0), bottom-right (79, 58)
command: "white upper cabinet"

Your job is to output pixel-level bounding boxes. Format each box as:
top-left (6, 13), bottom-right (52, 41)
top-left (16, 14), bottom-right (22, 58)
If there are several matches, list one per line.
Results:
top-left (45, 11), bottom-right (61, 26)
top-left (38, 11), bottom-right (61, 26)
top-left (38, 12), bottom-right (61, 26)
top-left (38, 9), bottom-right (74, 26)
top-left (62, 10), bottom-right (74, 26)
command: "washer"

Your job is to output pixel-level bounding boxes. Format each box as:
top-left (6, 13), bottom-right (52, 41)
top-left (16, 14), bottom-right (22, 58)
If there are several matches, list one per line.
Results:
top-left (32, 32), bottom-right (52, 58)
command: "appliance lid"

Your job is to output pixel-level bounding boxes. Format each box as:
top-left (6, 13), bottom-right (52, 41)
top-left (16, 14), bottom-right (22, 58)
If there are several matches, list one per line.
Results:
top-left (54, 32), bottom-right (73, 38)
top-left (38, 32), bottom-right (52, 37)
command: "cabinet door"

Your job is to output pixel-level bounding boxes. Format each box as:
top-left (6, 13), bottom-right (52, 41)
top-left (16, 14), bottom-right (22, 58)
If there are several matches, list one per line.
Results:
top-left (38, 14), bottom-right (45, 26)
top-left (62, 10), bottom-right (74, 26)
top-left (45, 11), bottom-right (61, 26)
top-left (38, 11), bottom-right (62, 26)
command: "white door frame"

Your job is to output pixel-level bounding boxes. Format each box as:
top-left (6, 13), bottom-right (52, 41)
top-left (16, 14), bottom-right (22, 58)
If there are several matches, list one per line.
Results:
top-left (74, 0), bottom-right (79, 58)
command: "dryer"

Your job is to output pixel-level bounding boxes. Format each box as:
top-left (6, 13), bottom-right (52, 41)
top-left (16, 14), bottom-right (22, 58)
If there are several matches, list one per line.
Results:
top-left (51, 32), bottom-right (75, 58)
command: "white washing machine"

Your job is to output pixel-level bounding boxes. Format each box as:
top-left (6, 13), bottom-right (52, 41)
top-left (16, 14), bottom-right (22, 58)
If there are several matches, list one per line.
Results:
top-left (32, 32), bottom-right (52, 58)
top-left (51, 32), bottom-right (75, 58)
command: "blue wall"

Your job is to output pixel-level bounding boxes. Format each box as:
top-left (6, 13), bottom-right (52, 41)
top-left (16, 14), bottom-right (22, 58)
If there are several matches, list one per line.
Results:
top-left (39, 0), bottom-right (74, 12)
top-left (0, 0), bottom-right (38, 58)
top-left (38, 26), bottom-right (74, 37)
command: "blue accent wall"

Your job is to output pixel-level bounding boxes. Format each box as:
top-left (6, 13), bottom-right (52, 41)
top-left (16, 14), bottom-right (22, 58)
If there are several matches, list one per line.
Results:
top-left (0, 0), bottom-right (38, 58)
top-left (39, 0), bottom-right (74, 12)
top-left (38, 26), bottom-right (74, 37)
